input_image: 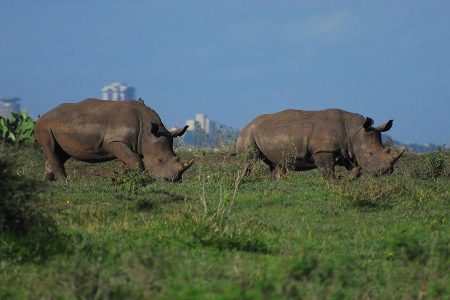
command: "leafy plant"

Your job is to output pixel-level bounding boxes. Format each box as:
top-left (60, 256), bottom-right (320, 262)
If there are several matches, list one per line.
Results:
top-left (0, 111), bottom-right (35, 144)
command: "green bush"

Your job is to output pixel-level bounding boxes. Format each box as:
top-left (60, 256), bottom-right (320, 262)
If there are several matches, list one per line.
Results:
top-left (0, 157), bottom-right (45, 234)
top-left (0, 111), bottom-right (35, 145)
top-left (0, 156), bottom-right (65, 261)
top-left (412, 151), bottom-right (448, 179)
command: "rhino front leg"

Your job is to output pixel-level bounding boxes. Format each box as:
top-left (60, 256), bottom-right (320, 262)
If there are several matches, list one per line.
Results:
top-left (108, 142), bottom-right (144, 172)
top-left (313, 152), bottom-right (336, 180)
top-left (348, 166), bottom-right (362, 180)
top-left (271, 165), bottom-right (282, 180)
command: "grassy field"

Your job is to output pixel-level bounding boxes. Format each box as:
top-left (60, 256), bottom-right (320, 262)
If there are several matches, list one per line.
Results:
top-left (1, 145), bottom-right (449, 299)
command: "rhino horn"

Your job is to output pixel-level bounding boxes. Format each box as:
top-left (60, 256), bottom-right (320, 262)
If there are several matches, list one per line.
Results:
top-left (180, 158), bottom-right (194, 173)
top-left (170, 125), bottom-right (189, 137)
top-left (151, 124), bottom-right (188, 138)
top-left (391, 148), bottom-right (404, 164)
top-left (375, 120), bottom-right (393, 132)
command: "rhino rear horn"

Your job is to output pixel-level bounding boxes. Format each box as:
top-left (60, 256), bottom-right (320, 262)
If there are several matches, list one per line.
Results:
top-left (170, 125), bottom-right (189, 137)
top-left (375, 120), bottom-right (393, 132)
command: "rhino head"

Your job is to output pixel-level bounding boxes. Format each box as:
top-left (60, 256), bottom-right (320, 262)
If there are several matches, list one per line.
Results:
top-left (141, 124), bottom-right (194, 182)
top-left (351, 117), bottom-right (404, 176)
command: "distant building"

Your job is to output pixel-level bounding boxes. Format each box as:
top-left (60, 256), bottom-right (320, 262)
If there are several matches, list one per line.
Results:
top-left (0, 97), bottom-right (21, 118)
top-left (180, 113), bottom-right (239, 147)
top-left (185, 119), bottom-right (197, 131)
top-left (185, 113), bottom-right (215, 134)
top-left (101, 82), bottom-right (136, 100)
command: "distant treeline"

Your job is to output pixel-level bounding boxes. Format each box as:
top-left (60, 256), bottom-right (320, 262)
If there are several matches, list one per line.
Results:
top-left (383, 135), bottom-right (448, 153)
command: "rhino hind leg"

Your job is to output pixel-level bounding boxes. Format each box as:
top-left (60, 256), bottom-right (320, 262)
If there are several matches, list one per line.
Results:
top-left (312, 152), bottom-right (336, 180)
top-left (40, 135), bottom-right (70, 181)
top-left (240, 147), bottom-right (265, 177)
top-left (108, 142), bottom-right (144, 172)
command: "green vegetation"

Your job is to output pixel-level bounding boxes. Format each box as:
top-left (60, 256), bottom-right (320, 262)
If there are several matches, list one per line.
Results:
top-left (0, 111), bottom-right (35, 145)
top-left (1, 145), bottom-right (449, 299)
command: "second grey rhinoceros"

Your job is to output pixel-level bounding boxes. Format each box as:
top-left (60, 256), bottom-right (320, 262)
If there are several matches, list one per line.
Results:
top-left (35, 98), bottom-right (193, 182)
top-left (236, 109), bottom-right (404, 180)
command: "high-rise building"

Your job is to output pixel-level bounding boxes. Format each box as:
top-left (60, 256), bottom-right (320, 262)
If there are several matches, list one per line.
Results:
top-left (101, 82), bottom-right (136, 100)
top-left (195, 113), bottom-right (211, 134)
top-left (0, 97), bottom-right (21, 118)
top-left (185, 113), bottom-right (217, 134)
top-left (185, 119), bottom-right (197, 131)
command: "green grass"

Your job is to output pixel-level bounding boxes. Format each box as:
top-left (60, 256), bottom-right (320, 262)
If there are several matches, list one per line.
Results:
top-left (1, 145), bottom-right (449, 299)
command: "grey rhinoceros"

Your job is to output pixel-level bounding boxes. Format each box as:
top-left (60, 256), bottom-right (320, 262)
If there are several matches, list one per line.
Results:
top-left (35, 98), bottom-right (193, 182)
top-left (236, 109), bottom-right (404, 180)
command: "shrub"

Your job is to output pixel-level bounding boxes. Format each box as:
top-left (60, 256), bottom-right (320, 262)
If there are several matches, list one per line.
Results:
top-left (0, 157), bottom-right (45, 234)
top-left (0, 111), bottom-right (35, 145)
top-left (0, 156), bottom-right (64, 261)
top-left (386, 230), bottom-right (429, 264)
top-left (412, 151), bottom-right (448, 179)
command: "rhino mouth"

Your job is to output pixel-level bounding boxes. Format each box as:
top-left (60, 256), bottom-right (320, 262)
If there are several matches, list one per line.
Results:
top-left (167, 173), bottom-right (183, 183)
top-left (164, 159), bottom-right (194, 183)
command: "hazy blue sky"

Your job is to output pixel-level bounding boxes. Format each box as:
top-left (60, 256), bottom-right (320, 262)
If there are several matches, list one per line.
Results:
top-left (1, 1), bottom-right (449, 144)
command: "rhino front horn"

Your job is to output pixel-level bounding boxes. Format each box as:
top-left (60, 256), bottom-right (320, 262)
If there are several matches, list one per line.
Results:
top-left (180, 159), bottom-right (194, 173)
top-left (391, 149), bottom-right (405, 164)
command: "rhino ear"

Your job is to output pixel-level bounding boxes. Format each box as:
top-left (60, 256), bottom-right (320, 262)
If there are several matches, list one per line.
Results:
top-left (170, 125), bottom-right (189, 137)
top-left (363, 117), bottom-right (374, 130)
top-left (151, 123), bottom-right (170, 137)
top-left (151, 123), bottom-right (177, 138)
top-left (375, 120), bottom-right (393, 132)
top-left (151, 123), bottom-right (161, 136)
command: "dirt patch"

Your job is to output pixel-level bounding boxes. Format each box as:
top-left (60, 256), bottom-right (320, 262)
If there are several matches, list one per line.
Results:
top-left (65, 159), bottom-right (123, 178)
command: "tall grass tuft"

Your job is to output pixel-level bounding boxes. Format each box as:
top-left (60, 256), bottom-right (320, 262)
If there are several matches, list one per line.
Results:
top-left (329, 176), bottom-right (405, 207)
top-left (179, 170), bottom-right (272, 253)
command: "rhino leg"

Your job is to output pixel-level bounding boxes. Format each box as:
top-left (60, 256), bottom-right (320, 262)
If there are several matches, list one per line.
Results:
top-left (313, 152), bottom-right (336, 180)
top-left (39, 132), bottom-right (69, 181)
top-left (43, 157), bottom-right (68, 181)
top-left (108, 142), bottom-right (144, 172)
top-left (270, 165), bottom-right (282, 180)
top-left (241, 147), bottom-right (265, 177)
top-left (348, 166), bottom-right (362, 180)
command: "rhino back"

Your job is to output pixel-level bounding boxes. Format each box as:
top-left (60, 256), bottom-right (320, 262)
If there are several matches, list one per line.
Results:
top-left (253, 109), bottom-right (351, 164)
top-left (36, 99), bottom-right (163, 161)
